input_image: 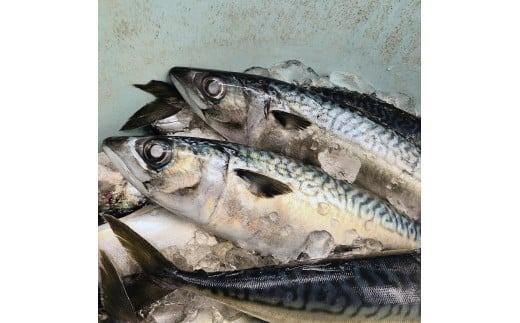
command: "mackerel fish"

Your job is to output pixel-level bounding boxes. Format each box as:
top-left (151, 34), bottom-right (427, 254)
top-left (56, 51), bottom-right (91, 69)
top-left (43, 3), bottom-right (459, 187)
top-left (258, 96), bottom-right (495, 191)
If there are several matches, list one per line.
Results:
top-left (102, 136), bottom-right (420, 260)
top-left (169, 67), bottom-right (421, 219)
top-left (105, 215), bottom-right (421, 323)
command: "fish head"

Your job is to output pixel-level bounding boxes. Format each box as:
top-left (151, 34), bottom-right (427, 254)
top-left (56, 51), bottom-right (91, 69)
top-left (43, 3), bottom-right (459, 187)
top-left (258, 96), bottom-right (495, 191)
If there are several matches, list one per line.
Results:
top-left (102, 136), bottom-right (226, 222)
top-left (169, 67), bottom-right (270, 143)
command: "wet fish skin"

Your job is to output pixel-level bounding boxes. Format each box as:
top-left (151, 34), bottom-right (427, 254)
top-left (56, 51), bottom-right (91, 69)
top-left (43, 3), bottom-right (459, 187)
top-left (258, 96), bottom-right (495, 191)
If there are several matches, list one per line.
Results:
top-left (269, 80), bottom-right (420, 175)
top-left (169, 67), bottom-right (421, 219)
top-left (105, 215), bottom-right (420, 323)
top-left (102, 136), bottom-right (420, 260)
top-left (303, 85), bottom-right (420, 146)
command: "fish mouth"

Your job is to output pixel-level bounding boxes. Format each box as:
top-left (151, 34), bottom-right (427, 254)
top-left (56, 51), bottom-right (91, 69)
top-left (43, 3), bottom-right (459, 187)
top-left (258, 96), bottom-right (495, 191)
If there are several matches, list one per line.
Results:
top-left (169, 67), bottom-right (193, 99)
top-left (102, 137), bottom-right (151, 196)
top-left (169, 67), bottom-right (193, 81)
top-left (169, 67), bottom-right (209, 123)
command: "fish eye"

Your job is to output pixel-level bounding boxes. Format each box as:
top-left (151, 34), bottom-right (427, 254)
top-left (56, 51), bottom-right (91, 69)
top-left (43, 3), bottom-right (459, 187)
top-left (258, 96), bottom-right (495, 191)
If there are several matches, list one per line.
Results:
top-left (143, 139), bottom-right (172, 169)
top-left (201, 76), bottom-right (226, 100)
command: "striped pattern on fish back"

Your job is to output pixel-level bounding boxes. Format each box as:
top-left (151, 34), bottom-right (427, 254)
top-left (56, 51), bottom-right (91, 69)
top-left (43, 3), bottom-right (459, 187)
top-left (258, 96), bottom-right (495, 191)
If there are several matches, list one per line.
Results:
top-left (237, 73), bottom-right (420, 147)
top-left (270, 83), bottom-right (421, 177)
top-left (172, 137), bottom-right (420, 243)
top-left (306, 85), bottom-right (421, 147)
top-left (174, 253), bottom-right (420, 320)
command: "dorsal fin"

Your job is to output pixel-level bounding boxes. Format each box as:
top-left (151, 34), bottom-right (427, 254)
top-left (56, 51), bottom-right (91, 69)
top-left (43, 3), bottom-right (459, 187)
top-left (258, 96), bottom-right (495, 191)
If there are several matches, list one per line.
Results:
top-left (271, 110), bottom-right (311, 130)
top-left (234, 169), bottom-right (292, 198)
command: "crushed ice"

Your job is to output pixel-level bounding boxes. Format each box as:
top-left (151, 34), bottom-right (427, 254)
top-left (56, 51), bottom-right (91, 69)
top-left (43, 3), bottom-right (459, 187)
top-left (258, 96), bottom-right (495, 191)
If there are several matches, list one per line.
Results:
top-left (245, 60), bottom-right (419, 116)
top-left (99, 59), bottom-right (419, 321)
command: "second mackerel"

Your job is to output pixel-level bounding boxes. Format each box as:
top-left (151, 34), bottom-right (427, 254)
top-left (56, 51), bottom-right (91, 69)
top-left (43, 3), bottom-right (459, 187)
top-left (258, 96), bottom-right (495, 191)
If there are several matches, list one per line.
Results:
top-left (103, 136), bottom-right (420, 260)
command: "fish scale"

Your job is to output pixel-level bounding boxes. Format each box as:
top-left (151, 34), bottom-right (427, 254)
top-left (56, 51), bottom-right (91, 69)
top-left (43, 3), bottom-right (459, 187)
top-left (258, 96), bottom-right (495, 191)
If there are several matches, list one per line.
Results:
top-left (171, 137), bottom-right (420, 243)
top-left (305, 85), bottom-right (420, 147)
top-left (172, 254), bottom-right (419, 317)
top-left (273, 83), bottom-right (420, 176)
top-left (273, 81), bottom-right (420, 144)
top-left (103, 134), bottom-right (420, 259)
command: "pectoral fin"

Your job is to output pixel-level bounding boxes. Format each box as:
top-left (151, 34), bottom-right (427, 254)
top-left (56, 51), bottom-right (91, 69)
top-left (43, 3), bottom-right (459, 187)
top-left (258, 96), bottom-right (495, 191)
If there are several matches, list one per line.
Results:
top-left (271, 110), bottom-right (311, 130)
top-left (234, 169), bottom-right (292, 198)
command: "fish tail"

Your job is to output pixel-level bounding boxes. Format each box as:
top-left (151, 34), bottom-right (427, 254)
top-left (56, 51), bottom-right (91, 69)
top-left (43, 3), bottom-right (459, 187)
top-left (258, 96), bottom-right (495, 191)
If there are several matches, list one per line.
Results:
top-left (99, 250), bottom-right (138, 322)
top-left (120, 80), bottom-right (183, 131)
top-left (103, 215), bottom-right (180, 289)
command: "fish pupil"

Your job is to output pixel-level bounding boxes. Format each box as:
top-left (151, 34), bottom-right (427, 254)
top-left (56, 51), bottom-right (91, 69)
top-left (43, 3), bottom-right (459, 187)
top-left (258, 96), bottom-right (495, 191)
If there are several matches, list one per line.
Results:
top-left (143, 139), bottom-right (172, 169)
top-left (202, 76), bottom-right (225, 99)
top-left (207, 80), bottom-right (220, 95)
top-left (150, 144), bottom-right (164, 159)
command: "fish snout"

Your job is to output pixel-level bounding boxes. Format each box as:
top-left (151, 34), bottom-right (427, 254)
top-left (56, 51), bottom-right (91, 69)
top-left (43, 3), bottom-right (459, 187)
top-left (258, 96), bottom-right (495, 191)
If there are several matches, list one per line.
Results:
top-left (102, 136), bottom-right (128, 153)
top-left (101, 137), bottom-right (135, 174)
top-left (168, 67), bottom-right (210, 121)
top-left (169, 67), bottom-right (194, 86)
top-left (102, 136), bottom-right (152, 196)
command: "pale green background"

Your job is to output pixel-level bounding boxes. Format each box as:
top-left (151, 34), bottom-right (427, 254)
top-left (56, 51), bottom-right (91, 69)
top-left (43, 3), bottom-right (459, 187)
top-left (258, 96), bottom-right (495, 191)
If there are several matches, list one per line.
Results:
top-left (99, 0), bottom-right (420, 147)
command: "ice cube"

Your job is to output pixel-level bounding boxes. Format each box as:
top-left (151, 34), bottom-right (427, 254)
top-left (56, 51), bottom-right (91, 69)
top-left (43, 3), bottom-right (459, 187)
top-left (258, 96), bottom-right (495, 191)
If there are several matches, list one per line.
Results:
top-left (298, 230), bottom-right (335, 259)
top-left (375, 91), bottom-right (419, 116)
top-left (140, 289), bottom-right (260, 323)
top-left (243, 66), bottom-right (270, 77)
top-left (329, 71), bottom-right (375, 94)
top-left (267, 60), bottom-right (320, 85)
top-left (317, 148), bottom-right (361, 183)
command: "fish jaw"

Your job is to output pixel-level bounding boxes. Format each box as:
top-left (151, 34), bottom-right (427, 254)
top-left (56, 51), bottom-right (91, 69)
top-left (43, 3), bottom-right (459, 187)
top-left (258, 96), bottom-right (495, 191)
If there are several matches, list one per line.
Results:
top-left (169, 67), bottom-right (209, 123)
top-left (102, 137), bottom-right (151, 197)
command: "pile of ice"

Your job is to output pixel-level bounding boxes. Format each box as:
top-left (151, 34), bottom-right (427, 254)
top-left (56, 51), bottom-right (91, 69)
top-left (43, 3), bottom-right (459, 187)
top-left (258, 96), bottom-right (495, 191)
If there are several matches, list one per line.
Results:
top-left (245, 60), bottom-right (418, 116)
top-left (139, 230), bottom-right (275, 322)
